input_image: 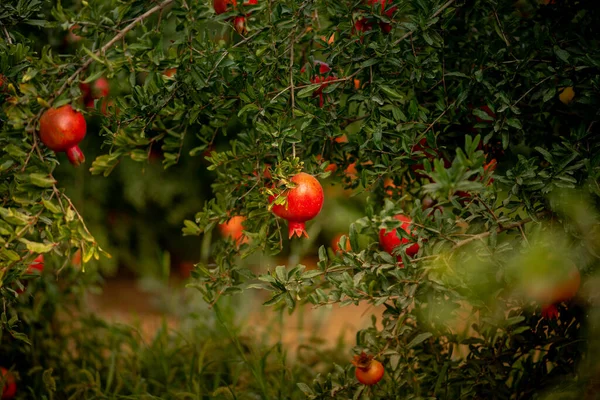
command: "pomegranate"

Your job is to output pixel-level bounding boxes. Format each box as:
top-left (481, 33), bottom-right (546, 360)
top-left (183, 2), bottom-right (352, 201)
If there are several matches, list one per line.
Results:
top-left (164, 68), bottom-right (177, 77)
top-left (301, 61), bottom-right (335, 108)
top-left (332, 233), bottom-right (351, 253)
top-left (26, 255), bottom-right (44, 274)
top-left (219, 216), bottom-right (249, 245)
top-left (379, 214), bottom-right (419, 264)
top-left (1, 367), bottom-right (16, 399)
top-left (527, 261), bottom-right (581, 319)
top-left (271, 172), bottom-right (324, 238)
top-left (368, 0), bottom-right (397, 33)
top-left (352, 353), bottom-right (384, 386)
top-left (39, 105), bottom-right (86, 166)
top-left (214, 0), bottom-right (236, 14)
top-left (80, 77), bottom-right (109, 108)
top-left (233, 0), bottom-right (258, 34)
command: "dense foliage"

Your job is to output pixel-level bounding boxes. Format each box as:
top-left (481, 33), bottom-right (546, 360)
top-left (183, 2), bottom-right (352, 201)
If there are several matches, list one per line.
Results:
top-left (1, 0), bottom-right (600, 398)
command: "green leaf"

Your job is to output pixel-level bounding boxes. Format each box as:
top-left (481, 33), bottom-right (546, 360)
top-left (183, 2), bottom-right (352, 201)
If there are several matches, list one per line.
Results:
top-left (407, 332), bottom-right (433, 349)
top-left (296, 84), bottom-right (320, 98)
top-left (19, 239), bottom-right (54, 253)
top-left (29, 173), bottom-right (57, 188)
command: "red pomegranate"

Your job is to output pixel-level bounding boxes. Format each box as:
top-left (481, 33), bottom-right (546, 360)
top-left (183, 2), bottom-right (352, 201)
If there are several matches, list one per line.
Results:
top-left (214, 0), bottom-right (236, 14)
top-left (219, 216), bottom-right (249, 245)
top-left (233, 0), bottom-right (258, 34)
top-left (379, 214), bottom-right (419, 264)
top-left (80, 77), bottom-right (109, 108)
top-left (368, 0), bottom-right (397, 33)
top-left (164, 68), bottom-right (177, 77)
top-left (332, 233), bottom-right (351, 254)
top-left (26, 255), bottom-right (44, 274)
top-left (528, 262), bottom-right (581, 319)
top-left (1, 367), bottom-right (16, 399)
top-left (39, 105), bottom-right (86, 166)
top-left (301, 61), bottom-right (335, 108)
top-left (271, 172), bottom-right (324, 238)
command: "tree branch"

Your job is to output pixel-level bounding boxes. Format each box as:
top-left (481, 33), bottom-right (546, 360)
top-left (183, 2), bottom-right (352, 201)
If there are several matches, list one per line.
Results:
top-left (53, 0), bottom-right (175, 103)
top-left (451, 211), bottom-right (548, 250)
top-left (392, 0), bottom-right (456, 47)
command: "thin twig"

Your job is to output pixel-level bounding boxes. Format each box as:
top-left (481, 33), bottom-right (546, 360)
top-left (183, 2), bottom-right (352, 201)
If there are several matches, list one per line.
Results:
top-left (512, 75), bottom-right (552, 108)
top-left (54, 0), bottom-right (176, 103)
top-left (1, 24), bottom-right (13, 45)
top-left (392, 0), bottom-right (457, 47)
top-left (452, 212), bottom-right (548, 250)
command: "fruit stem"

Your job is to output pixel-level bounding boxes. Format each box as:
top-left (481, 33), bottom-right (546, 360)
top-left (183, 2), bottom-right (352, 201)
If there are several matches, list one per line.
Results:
top-left (288, 221), bottom-right (308, 239)
top-left (66, 145), bottom-right (85, 166)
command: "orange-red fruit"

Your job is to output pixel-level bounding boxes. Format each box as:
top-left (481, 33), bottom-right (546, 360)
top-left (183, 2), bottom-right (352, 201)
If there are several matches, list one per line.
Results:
top-left (219, 216), bottom-right (248, 245)
top-left (271, 173), bottom-right (324, 239)
top-left (332, 233), bottom-right (351, 253)
top-left (368, 0), bottom-right (397, 33)
top-left (352, 353), bottom-right (384, 386)
top-left (80, 77), bottom-right (110, 108)
top-left (379, 214), bottom-right (419, 262)
top-left (531, 263), bottom-right (581, 319)
top-left (214, 0), bottom-right (236, 14)
top-left (164, 68), bottom-right (177, 77)
top-left (302, 61), bottom-right (335, 108)
top-left (39, 105), bottom-right (86, 166)
top-left (1, 367), bottom-right (16, 399)
top-left (26, 255), bottom-right (44, 274)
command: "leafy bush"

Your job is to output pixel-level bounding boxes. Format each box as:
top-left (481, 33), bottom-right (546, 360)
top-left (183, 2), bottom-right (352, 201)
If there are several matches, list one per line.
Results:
top-left (1, 0), bottom-right (600, 398)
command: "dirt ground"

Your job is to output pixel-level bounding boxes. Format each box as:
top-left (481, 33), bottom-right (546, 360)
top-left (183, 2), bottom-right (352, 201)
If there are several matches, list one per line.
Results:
top-left (87, 277), bottom-right (385, 350)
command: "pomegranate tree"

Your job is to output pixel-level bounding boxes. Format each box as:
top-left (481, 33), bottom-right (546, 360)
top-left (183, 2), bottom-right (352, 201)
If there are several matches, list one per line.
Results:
top-left (271, 172), bottom-right (324, 239)
top-left (39, 105), bottom-right (87, 166)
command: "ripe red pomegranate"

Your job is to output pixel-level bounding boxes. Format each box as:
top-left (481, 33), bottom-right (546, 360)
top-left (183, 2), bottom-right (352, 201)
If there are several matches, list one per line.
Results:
top-left (354, 0), bottom-right (396, 37)
top-left (332, 233), bottom-right (351, 253)
top-left (368, 0), bottom-right (397, 33)
top-left (164, 68), bottom-right (177, 77)
top-left (352, 353), bottom-right (384, 386)
top-left (80, 77), bottom-right (110, 108)
top-left (1, 367), bottom-right (16, 399)
top-left (214, 0), bottom-right (236, 14)
top-left (233, 0), bottom-right (258, 34)
top-left (528, 262), bottom-right (581, 319)
top-left (219, 216), bottom-right (249, 245)
top-left (26, 255), bottom-right (44, 274)
top-left (301, 61), bottom-right (335, 108)
top-left (271, 172), bottom-right (324, 238)
top-left (39, 105), bottom-right (86, 166)
top-left (379, 214), bottom-right (419, 264)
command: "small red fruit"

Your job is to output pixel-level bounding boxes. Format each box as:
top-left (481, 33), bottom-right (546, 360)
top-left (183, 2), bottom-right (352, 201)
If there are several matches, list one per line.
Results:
top-left (368, 0), bottom-right (397, 33)
top-left (233, 0), bottom-right (257, 34)
top-left (302, 61), bottom-right (335, 108)
top-left (1, 367), bottom-right (16, 399)
top-left (71, 249), bottom-right (82, 267)
top-left (39, 105), bottom-right (86, 166)
top-left (379, 214), bottom-right (419, 263)
top-left (352, 353), bottom-right (384, 386)
top-left (26, 255), bottom-right (44, 274)
top-left (64, 24), bottom-right (82, 45)
top-left (529, 262), bottom-right (581, 319)
top-left (332, 233), bottom-right (351, 253)
top-left (164, 68), bottom-right (177, 77)
top-left (219, 216), bottom-right (248, 245)
top-left (80, 77), bottom-right (110, 108)
top-left (271, 172), bottom-right (324, 239)
top-left (214, 0), bottom-right (236, 14)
